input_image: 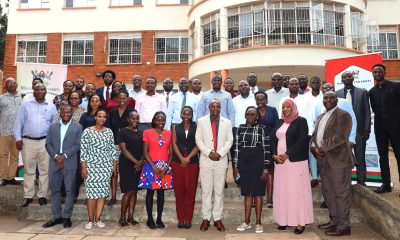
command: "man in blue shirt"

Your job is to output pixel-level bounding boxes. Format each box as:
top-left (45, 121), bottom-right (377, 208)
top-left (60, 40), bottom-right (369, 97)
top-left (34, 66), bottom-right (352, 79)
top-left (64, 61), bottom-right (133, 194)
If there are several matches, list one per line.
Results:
top-left (166, 78), bottom-right (199, 130)
top-left (14, 83), bottom-right (57, 207)
top-left (197, 74), bottom-right (235, 126)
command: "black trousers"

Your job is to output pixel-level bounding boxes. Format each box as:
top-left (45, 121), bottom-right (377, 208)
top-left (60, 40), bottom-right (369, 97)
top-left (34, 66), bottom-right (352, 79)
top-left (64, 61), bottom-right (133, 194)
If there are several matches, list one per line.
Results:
top-left (374, 118), bottom-right (400, 185)
top-left (354, 133), bottom-right (367, 184)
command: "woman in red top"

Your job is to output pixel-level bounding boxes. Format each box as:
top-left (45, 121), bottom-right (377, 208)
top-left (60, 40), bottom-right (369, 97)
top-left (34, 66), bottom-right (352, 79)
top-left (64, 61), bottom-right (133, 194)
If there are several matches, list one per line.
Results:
top-left (139, 111), bottom-right (173, 229)
top-left (104, 81), bottom-right (135, 113)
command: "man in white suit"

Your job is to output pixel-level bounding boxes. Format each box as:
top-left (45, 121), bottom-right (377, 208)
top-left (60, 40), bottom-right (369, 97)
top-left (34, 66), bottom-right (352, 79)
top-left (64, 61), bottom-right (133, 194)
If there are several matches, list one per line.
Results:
top-left (195, 99), bottom-right (233, 232)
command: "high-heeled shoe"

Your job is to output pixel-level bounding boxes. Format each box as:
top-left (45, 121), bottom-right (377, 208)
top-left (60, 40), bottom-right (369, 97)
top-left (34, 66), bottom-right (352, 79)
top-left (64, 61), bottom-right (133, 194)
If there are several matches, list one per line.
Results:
top-left (277, 225), bottom-right (287, 230)
top-left (156, 220), bottom-right (165, 229)
top-left (294, 226), bottom-right (305, 234)
top-left (146, 219), bottom-right (157, 229)
top-left (127, 218), bottom-right (139, 225)
top-left (118, 218), bottom-right (129, 227)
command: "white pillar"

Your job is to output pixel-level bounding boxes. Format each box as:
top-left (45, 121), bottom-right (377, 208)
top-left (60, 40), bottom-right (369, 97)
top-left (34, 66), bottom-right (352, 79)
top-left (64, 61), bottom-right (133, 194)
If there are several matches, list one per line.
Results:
top-left (344, 4), bottom-right (353, 49)
top-left (219, 7), bottom-right (228, 51)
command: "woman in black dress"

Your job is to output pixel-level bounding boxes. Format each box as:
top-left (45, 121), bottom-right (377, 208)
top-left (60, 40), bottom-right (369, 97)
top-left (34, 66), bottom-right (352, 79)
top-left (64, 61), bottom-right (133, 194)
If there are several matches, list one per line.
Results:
top-left (171, 106), bottom-right (199, 229)
top-left (108, 90), bottom-right (134, 206)
top-left (118, 110), bottom-right (144, 226)
top-left (234, 106), bottom-right (272, 234)
top-left (255, 91), bottom-right (279, 208)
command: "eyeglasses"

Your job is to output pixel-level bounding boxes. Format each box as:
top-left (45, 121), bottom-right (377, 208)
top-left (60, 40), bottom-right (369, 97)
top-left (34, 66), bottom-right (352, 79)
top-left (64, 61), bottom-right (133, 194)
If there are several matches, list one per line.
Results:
top-left (69, 97), bottom-right (80, 100)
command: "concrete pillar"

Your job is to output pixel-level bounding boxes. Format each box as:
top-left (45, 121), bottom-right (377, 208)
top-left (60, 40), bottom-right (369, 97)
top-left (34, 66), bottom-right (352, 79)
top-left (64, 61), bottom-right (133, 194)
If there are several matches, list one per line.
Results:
top-left (219, 7), bottom-right (228, 51)
top-left (344, 4), bottom-right (353, 49)
top-left (221, 69), bottom-right (229, 90)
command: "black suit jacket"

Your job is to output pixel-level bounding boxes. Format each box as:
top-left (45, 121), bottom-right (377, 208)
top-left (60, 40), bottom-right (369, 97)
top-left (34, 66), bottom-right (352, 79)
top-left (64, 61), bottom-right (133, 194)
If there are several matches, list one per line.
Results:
top-left (336, 86), bottom-right (371, 134)
top-left (271, 116), bottom-right (309, 162)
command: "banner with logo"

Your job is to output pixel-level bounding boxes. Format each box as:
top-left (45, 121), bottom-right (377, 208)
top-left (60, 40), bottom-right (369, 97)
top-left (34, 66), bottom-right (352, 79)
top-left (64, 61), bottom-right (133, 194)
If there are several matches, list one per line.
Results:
top-left (16, 63), bottom-right (67, 179)
top-left (325, 53), bottom-right (383, 187)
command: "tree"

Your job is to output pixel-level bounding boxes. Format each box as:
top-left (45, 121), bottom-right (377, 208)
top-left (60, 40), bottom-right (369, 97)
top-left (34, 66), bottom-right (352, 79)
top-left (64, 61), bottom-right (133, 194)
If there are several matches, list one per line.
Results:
top-left (0, 1), bottom-right (9, 69)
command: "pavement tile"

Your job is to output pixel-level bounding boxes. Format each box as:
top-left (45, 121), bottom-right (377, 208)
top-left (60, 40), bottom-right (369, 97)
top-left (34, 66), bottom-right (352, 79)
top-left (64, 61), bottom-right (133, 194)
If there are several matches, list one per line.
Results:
top-left (135, 237), bottom-right (186, 240)
top-left (29, 234), bottom-right (85, 240)
top-left (225, 232), bottom-right (319, 240)
top-left (17, 222), bottom-right (65, 234)
top-left (0, 232), bottom-right (36, 240)
top-left (114, 224), bottom-right (164, 237)
top-left (82, 236), bottom-right (134, 240)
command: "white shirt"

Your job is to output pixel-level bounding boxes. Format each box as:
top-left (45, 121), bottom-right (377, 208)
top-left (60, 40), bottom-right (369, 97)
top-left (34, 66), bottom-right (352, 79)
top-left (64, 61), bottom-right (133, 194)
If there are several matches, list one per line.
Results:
top-left (316, 106), bottom-right (338, 147)
top-left (192, 92), bottom-right (203, 102)
top-left (22, 93), bottom-right (54, 103)
top-left (165, 91), bottom-right (199, 129)
top-left (266, 87), bottom-right (289, 110)
top-left (60, 120), bottom-right (71, 153)
top-left (135, 93), bottom-right (167, 123)
top-left (278, 95), bottom-right (315, 135)
top-left (232, 95), bottom-right (257, 128)
top-left (128, 88), bottom-right (146, 101)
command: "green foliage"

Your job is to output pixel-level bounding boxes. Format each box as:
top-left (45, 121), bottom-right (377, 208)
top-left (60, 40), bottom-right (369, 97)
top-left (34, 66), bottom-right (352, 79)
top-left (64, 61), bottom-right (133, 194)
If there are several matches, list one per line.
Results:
top-left (0, 1), bottom-right (9, 69)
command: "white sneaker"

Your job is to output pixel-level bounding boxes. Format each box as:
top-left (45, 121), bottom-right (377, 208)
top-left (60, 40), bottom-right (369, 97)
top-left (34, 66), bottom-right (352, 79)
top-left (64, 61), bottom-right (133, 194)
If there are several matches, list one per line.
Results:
top-left (84, 221), bottom-right (93, 230)
top-left (96, 220), bottom-right (106, 228)
top-left (236, 222), bottom-right (251, 231)
top-left (255, 224), bottom-right (263, 234)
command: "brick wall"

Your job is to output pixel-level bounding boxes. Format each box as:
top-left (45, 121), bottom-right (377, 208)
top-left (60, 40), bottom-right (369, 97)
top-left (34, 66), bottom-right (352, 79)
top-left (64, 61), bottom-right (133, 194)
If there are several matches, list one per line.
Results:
top-left (2, 31), bottom-right (189, 91)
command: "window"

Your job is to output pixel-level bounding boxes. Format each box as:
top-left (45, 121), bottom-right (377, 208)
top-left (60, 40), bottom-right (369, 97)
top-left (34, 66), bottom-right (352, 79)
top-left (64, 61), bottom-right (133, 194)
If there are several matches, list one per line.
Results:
top-left (228, 5), bottom-right (266, 49)
top-left (202, 13), bottom-right (220, 55)
top-left (16, 35), bottom-right (47, 63)
top-left (65, 0), bottom-right (95, 7)
top-left (110, 0), bottom-right (142, 6)
top-left (156, 0), bottom-right (189, 4)
top-left (20, 0), bottom-right (49, 8)
top-left (368, 32), bottom-right (399, 59)
top-left (109, 33), bottom-right (142, 64)
top-left (62, 34), bottom-right (94, 64)
top-left (155, 33), bottom-right (189, 63)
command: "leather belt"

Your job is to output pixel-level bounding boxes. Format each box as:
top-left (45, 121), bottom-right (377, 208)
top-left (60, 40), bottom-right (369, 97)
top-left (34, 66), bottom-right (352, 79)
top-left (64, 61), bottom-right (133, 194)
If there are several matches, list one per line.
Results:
top-left (22, 136), bottom-right (46, 140)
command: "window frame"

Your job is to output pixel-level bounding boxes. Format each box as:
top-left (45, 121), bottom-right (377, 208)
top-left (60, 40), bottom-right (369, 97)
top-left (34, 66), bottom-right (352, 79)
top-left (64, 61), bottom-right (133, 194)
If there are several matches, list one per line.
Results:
top-left (109, 0), bottom-right (142, 7)
top-left (19, 0), bottom-right (50, 9)
top-left (65, 0), bottom-right (96, 8)
top-left (368, 31), bottom-right (399, 59)
top-left (202, 12), bottom-right (220, 55)
top-left (154, 33), bottom-right (189, 63)
top-left (16, 35), bottom-right (47, 64)
top-left (108, 33), bottom-right (142, 64)
top-left (62, 34), bottom-right (94, 65)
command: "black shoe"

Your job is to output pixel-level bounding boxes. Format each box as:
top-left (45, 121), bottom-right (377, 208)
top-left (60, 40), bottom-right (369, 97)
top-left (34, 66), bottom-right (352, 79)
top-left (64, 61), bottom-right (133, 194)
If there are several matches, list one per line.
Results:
top-left (38, 197), bottom-right (47, 205)
top-left (277, 225), bottom-right (287, 230)
top-left (294, 226), bottom-right (305, 234)
top-left (0, 180), bottom-right (7, 186)
top-left (318, 221), bottom-right (336, 230)
top-left (146, 219), bottom-right (157, 229)
top-left (107, 198), bottom-right (117, 206)
top-left (73, 197), bottom-right (78, 204)
top-left (374, 184), bottom-right (392, 194)
top-left (184, 223), bottom-right (192, 229)
top-left (320, 201), bottom-right (328, 208)
top-left (6, 179), bottom-right (21, 185)
top-left (177, 223), bottom-right (185, 229)
top-left (42, 218), bottom-right (63, 228)
top-left (63, 218), bottom-right (72, 228)
top-left (224, 182), bottom-right (228, 189)
top-left (20, 198), bottom-right (33, 207)
top-left (156, 220), bottom-right (165, 229)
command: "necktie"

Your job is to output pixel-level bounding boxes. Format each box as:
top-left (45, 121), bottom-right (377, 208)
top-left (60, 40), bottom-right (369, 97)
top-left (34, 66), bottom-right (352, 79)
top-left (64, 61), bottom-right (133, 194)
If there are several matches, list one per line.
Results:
top-left (212, 119), bottom-right (217, 151)
top-left (346, 89), bottom-right (352, 104)
top-left (181, 92), bottom-right (187, 109)
top-left (106, 87), bottom-right (110, 101)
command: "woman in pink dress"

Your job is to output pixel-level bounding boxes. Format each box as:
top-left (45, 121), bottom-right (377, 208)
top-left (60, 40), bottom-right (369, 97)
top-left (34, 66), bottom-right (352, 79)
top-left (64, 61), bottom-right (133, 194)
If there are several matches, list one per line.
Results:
top-left (271, 98), bottom-right (314, 234)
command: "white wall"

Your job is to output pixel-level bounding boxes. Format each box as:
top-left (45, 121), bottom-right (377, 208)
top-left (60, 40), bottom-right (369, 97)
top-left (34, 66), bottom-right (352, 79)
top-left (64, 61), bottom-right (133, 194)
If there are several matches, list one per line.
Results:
top-left (7, 0), bottom-right (190, 34)
top-left (366, 0), bottom-right (400, 25)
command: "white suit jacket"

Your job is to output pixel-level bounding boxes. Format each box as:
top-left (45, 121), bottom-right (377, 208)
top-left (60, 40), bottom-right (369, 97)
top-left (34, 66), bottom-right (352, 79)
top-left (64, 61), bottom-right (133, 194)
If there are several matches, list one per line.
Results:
top-left (195, 115), bottom-right (233, 169)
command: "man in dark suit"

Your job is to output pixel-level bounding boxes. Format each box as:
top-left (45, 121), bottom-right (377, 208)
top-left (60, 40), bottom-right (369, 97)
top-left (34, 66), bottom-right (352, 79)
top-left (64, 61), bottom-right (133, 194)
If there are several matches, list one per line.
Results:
top-left (247, 72), bottom-right (266, 94)
top-left (369, 64), bottom-right (400, 194)
top-left (43, 104), bottom-right (83, 228)
top-left (311, 91), bottom-right (354, 237)
top-left (96, 70), bottom-right (116, 102)
top-left (336, 71), bottom-right (371, 185)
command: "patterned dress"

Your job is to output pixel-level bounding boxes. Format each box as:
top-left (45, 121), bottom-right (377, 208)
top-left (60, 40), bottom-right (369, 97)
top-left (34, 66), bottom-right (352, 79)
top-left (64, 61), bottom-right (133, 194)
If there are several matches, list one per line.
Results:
top-left (80, 127), bottom-right (118, 199)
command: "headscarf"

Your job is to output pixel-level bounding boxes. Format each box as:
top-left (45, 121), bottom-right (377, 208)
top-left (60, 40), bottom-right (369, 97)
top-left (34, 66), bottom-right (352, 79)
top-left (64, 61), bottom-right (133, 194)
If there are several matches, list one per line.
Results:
top-left (282, 98), bottom-right (299, 124)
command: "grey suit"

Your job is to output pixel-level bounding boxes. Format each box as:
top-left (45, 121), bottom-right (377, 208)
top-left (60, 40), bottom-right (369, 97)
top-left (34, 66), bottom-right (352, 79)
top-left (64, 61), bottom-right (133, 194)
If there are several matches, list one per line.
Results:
top-left (45, 121), bottom-right (82, 219)
top-left (336, 87), bottom-right (371, 184)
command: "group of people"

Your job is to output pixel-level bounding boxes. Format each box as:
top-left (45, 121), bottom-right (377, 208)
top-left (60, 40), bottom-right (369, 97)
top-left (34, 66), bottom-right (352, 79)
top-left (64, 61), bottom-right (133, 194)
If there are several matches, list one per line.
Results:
top-left (0, 64), bottom-right (399, 236)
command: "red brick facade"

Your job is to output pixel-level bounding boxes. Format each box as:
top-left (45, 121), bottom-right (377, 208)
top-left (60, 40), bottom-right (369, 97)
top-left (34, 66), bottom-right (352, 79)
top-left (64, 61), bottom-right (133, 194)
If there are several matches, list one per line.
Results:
top-left (2, 31), bottom-right (189, 89)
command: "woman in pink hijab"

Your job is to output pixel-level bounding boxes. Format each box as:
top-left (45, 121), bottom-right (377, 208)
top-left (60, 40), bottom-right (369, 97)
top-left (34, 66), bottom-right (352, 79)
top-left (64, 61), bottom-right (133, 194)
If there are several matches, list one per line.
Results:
top-left (270, 98), bottom-right (314, 234)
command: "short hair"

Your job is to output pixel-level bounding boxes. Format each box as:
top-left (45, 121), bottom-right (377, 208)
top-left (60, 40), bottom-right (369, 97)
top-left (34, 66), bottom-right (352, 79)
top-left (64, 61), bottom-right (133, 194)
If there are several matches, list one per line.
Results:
top-left (147, 76), bottom-right (157, 82)
top-left (60, 104), bottom-right (72, 111)
top-left (118, 89), bottom-right (129, 98)
top-left (127, 109), bottom-right (140, 121)
top-left (67, 92), bottom-right (83, 105)
top-left (254, 90), bottom-right (268, 100)
top-left (372, 63), bottom-right (386, 71)
top-left (32, 77), bottom-right (43, 83)
top-left (245, 106), bottom-right (258, 118)
top-left (95, 109), bottom-right (107, 117)
top-left (63, 79), bottom-right (74, 86)
top-left (110, 81), bottom-right (127, 99)
top-left (102, 70), bottom-right (116, 80)
top-left (151, 111), bottom-right (166, 128)
top-left (181, 106), bottom-right (194, 122)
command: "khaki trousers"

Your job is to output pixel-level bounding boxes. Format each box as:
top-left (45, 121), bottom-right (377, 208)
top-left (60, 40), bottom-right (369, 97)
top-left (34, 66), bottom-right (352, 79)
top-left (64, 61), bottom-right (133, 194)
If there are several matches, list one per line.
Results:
top-left (21, 138), bottom-right (49, 198)
top-left (200, 166), bottom-right (227, 221)
top-left (0, 136), bottom-right (19, 180)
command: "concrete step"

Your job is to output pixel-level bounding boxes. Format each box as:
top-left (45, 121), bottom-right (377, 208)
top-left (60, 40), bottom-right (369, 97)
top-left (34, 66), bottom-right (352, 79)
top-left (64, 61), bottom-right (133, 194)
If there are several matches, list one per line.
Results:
top-left (24, 201), bottom-right (363, 224)
top-left (75, 184), bottom-right (325, 203)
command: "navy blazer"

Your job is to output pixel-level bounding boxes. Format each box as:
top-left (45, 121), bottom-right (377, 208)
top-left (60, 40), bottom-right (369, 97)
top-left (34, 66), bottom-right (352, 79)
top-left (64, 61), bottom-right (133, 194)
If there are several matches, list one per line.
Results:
top-left (270, 116), bottom-right (309, 162)
top-left (96, 87), bottom-right (106, 102)
top-left (45, 121), bottom-right (83, 170)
